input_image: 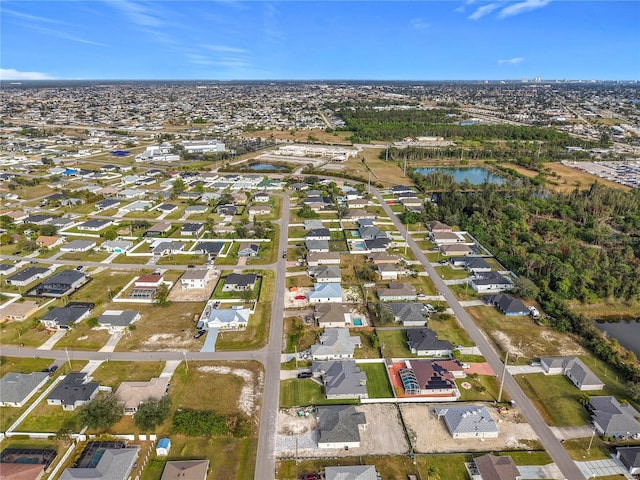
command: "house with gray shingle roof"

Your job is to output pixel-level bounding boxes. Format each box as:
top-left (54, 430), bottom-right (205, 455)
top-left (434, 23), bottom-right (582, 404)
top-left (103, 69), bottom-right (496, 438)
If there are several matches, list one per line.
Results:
top-left (617, 446), bottom-right (640, 475)
top-left (47, 372), bottom-right (100, 411)
top-left (587, 396), bottom-right (640, 438)
top-left (325, 466), bottom-right (379, 480)
top-left (484, 294), bottom-right (529, 316)
top-left (311, 328), bottom-right (361, 360)
top-left (59, 445), bottom-right (139, 480)
top-left (317, 405), bottom-right (367, 449)
top-left (160, 460), bottom-right (209, 480)
top-left (376, 283), bottom-right (417, 302)
top-left (382, 302), bottom-right (429, 326)
top-left (0, 372), bottom-right (49, 407)
top-left (540, 357), bottom-right (604, 391)
top-left (308, 265), bottom-right (342, 283)
top-left (314, 303), bottom-right (350, 328)
top-left (312, 360), bottom-right (368, 399)
top-left (407, 328), bottom-right (453, 357)
top-left (435, 405), bottom-right (499, 439)
top-left (306, 239), bottom-right (330, 253)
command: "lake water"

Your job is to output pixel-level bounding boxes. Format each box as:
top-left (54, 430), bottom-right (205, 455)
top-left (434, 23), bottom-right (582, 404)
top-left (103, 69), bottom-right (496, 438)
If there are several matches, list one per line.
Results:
top-left (593, 319), bottom-right (640, 359)
top-left (248, 163), bottom-right (287, 171)
top-left (414, 167), bottom-right (505, 185)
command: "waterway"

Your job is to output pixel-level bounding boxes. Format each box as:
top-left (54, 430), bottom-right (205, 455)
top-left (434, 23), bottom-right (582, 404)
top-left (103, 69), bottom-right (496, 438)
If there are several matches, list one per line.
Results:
top-left (414, 167), bottom-right (505, 185)
top-left (593, 319), bottom-right (640, 359)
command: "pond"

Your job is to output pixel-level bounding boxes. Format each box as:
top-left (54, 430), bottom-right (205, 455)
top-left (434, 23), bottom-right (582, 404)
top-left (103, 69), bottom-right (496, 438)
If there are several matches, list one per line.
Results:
top-left (593, 319), bottom-right (640, 359)
top-left (414, 167), bottom-right (505, 185)
top-left (247, 163), bottom-right (288, 171)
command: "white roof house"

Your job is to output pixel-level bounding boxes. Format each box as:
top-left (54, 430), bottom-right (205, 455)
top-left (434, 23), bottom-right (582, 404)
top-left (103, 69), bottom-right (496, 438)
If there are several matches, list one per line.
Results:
top-left (308, 283), bottom-right (343, 303)
top-left (207, 307), bottom-right (251, 330)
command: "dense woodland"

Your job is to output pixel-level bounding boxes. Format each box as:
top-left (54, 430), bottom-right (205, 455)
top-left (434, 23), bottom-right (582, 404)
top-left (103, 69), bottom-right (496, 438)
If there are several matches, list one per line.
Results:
top-left (407, 175), bottom-right (640, 380)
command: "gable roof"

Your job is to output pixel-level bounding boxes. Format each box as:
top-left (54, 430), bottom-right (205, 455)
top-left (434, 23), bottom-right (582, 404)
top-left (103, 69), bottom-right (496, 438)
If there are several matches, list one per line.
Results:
top-left (312, 360), bottom-right (367, 398)
top-left (47, 373), bottom-right (99, 407)
top-left (160, 461), bottom-right (209, 480)
top-left (317, 405), bottom-right (366, 445)
top-left (474, 454), bottom-right (521, 480)
top-left (588, 396), bottom-right (640, 436)
top-left (0, 372), bottom-right (49, 405)
top-left (324, 466), bottom-right (378, 480)
top-left (407, 328), bottom-right (453, 353)
top-left (436, 406), bottom-right (499, 436)
top-left (59, 447), bottom-right (139, 480)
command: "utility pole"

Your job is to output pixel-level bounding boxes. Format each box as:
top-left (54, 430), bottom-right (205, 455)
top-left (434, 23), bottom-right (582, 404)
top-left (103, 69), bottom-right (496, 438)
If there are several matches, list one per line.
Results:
top-left (65, 347), bottom-right (71, 369)
top-left (497, 350), bottom-right (509, 403)
top-left (586, 424), bottom-right (597, 455)
top-left (182, 351), bottom-right (189, 372)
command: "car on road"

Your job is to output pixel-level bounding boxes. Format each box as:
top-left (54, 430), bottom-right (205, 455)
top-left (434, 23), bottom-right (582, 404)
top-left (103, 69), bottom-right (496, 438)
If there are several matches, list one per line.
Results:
top-left (282, 252), bottom-right (287, 258)
top-left (42, 365), bottom-right (59, 374)
top-left (294, 295), bottom-right (306, 300)
top-left (187, 264), bottom-right (195, 268)
top-left (297, 371), bottom-right (312, 379)
top-left (30, 260), bottom-right (38, 264)
top-left (76, 265), bottom-right (84, 271)
top-left (194, 329), bottom-right (206, 339)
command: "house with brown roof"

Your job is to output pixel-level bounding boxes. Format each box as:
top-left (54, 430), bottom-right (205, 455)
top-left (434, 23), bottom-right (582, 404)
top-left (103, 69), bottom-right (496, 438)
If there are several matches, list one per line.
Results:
top-left (115, 377), bottom-right (169, 414)
top-left (160, 461), bottom-right (209, 480)
top-left (469, 453), bottom-right (521, 480)
top-left (0, 301), bottom-right (39, 323)
top-left (35, 236), bottom-right (64, 249)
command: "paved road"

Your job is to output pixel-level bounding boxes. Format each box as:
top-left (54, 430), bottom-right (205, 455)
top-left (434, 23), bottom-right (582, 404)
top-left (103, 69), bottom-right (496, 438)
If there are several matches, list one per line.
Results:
top-left (372, 187), bottom-right (586, 480)
top-left (254, 195), bottom-right (289, 479)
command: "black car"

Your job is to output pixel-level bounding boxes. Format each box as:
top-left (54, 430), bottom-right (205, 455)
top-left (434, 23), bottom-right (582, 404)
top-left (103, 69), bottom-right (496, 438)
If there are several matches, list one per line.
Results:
top-left (187, 265), bottom-right (196, 268)
top-left (282, 252), bottom-right (287, 258)
top-left (194, 329), bottom-right (207, 339)
top-left (297, 371), bottom-right (313, 379)
top-left (42, 365), bottom-right (59, 374)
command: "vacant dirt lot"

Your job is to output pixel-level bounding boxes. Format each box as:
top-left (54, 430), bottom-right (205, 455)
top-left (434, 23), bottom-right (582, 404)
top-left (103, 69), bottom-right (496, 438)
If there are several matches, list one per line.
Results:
top-left (276, 404), bottom-right (408, 458)
top-left (167, 269), bottom-right (219, 302)
top-left (401, 403), bottom-right (539, 453)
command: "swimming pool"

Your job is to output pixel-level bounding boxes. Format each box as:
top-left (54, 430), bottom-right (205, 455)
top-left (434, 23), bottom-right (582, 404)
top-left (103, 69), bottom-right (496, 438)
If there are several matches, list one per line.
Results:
top-left (350, 230), bottom-right (361, 238)
top-left (354, 242), bottom-right (365, 249)
top-left (353, 318), bottom-right (363, 326)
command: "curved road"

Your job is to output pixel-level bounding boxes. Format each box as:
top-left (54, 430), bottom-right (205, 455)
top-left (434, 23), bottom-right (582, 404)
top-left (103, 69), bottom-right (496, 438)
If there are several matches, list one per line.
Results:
top-left (372, 187), bottom-right (584, 480)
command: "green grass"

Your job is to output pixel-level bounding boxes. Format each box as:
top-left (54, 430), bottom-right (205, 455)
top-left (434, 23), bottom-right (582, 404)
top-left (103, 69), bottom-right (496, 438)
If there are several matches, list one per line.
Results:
top-left (456, 375), bottom-right (501, 402)
top-left (516, 373), bottom-right (591, 426)
top-left (284, 317), bottom-right (320, 354)
top-left (353, 331), bottom-right (382, 359)
top-left (0, 356), bottom-right (52, 376)
top-left (495, 450), bottom-right (552, 466)
top-left (71, 271), bottom-right (133, 304)
top-left (428, 315), bottom-right (475, 347)
top-left (15, 403), bottom-right (80, 433)
top-left (89, 361), bottom-right (165, 390)
top-left (416, 454), bottom-right (472, 480)
top-left (449, 283), bottom-right (480, 300)
top-left (156, 254), bottom-right (206, 266)
top-left (562, 436), bottom-right (612, 461)
top-left (279, 379), bottom-right (358, 408)
top-left (435, 265), bottom-right (470, 280)
top-left (53, 324), bottom-right (110, 351)
top-left (59, 251), bottom-right (111, 262)
top-left (359, 362), bottom-right (393, 398)
top-left (378, 330), bottom-right (415, 358)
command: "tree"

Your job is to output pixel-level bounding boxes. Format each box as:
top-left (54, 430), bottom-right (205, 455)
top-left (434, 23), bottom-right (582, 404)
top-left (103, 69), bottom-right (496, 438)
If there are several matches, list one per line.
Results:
top-left (78, 394), bottom-right (123, 431)
top-left (154, 283), bottom-right (171, 307)
top-left (172, 178), bottom-right (186, 194)
top-left (102, 228), bottom-right (118, 241)
top-left (628, 381), bottom-right (640, 402)
top-left (0, 233), bottom-right (12, 245)
top-left (39, 224), bottom-right (57, 236)
top-left (513, 276), bottom-right (539, 300)
top-left (134, 397), bottom-right (171, 431)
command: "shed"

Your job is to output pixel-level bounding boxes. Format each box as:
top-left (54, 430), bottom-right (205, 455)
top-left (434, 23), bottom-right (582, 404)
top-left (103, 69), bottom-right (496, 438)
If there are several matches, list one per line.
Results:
top-left (156, 438), bottom-right (171, 456)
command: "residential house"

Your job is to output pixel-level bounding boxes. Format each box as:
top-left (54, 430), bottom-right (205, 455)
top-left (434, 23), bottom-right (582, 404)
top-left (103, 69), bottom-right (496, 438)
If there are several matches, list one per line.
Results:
top-left (367, 252), bottom-right (399, 264)
top-left (40, 303), bottom-right (93, 329)
top-left (312, 360), bottom-right (368, 399)
top-left (540, 357), bottom-right (604, 391)
top-left (0, 300), bottom-right (39, 323)
top-left (358, 226), bottom-right (387, 241)
top-left (77, 219), bottom-right (113, 231)
top-left (484, 294), bottom-right (530, 316)
top-left (97, 310), bottom-right (141, 333)
top-left (194, 241), bottom-right (225, 259)
top-left (463, 257), bottom-right (492, 274)
top-left (307, 252), bottom-right (341, 266)
top-left (23, 214), bottom-right (53, 225)
top-left (376, 283), bottom-right (417, 302)
top-left (60, 240), bottom-right (96, 252)
top-left (398, 360), bottom-right (459, 398)
top-left (115, 377), bottom-right (169, 414)
top-left (180, 269), bottom-right (211, 290)
top-left (430, 231), bottom-right (464, 244)
top-left (364, 238), bottom-right (390, 252)
top-left (314, 303), bottom-right (351, 328)
top-left (206, 306), bottom-right (251, 329)
top-left (308, 265), bottom-right (341, 283)
top-left (222, 273), bottom-right (257, 292)
top-left (470, 272), bottom-right (514, 293)
top-left (587, 396), bottom-right (640, 438)
top-left (426, 221), bottom-right (452, 233)
top-left (31, 270), bottom-right (88, 297)
top-left (160, 461), bottom-right (209, 480)
top-left (181, 222), bottom-right (205, 237)
top-left (436, 406), bottom-right (500, 439)
top-left (156, 203), bottom-right (178, 213)
top-left (471, 454), bottom-right (522, 480)
top-left (135, 274), bottom-right (164, 288)
top-left (238, 244), bottom-right (259, 257)
top-left (47, 372), bottom-right (100, 410)
top-left (324, 466), bottom-right (378, 480)
top-left (58, 444), bottom-right (139, 480)
top-left (248, 204), bottom-right (272, 216)
top-left (304, 219), bottom-right (324, 230)
top-left (36, 235), bottom-right (64, 249)
top-left (253, 193), bottom-right (270, 203)
top-left (185, 205), bottom-right (208, 215)
top-left (383, 302), bottom-right (430, 326)
top-left (217, 205), bottom-right (238, 216)
top-left (50, 216), bottom-right (75, 229)
top-left (5, 267), bottom-right (51, 286)
top-left (376, 263), bottom-right (406, 281)
top-left (0, 263), bottom-right (18, 276)
top-left (407, 328), bottom-right (453, 357)
top-left (145, 221), bottom-right (172, 237)
top-left (308, 283), bottom-right (343, 304)
top-left (616, 447), bottom-right (640, 475)
top-left (317, 405), bottom-right (367, 449)
top-left (96, 199), bottom-right (120, 210)
top-left (152, 241), bottom-right (185, 256)
top-left (346, 199), bottom-right (368, 209)
top-left (305, 239), bottom-right (330, 253)
top-left (306, 228), bottom-right (331, 241)
top-left (0, 372), bottom-right (49, 407)
top-left (120, 201), bottom-right (153, 212)
top-left (440, 244), bottom-right (473, 256)
top-left (311, 328), bottom-right (361, 360)
top-left (101, 240), bottom-right (133, 253)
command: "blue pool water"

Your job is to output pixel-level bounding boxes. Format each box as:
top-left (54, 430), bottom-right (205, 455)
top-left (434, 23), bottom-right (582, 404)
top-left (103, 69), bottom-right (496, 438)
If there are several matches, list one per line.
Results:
top-left (350, 231), bottom-right (361, 238)
top-left (353, 318), bottom-right (363, 326)
top-left (354, 242), bottom-right (365, 249)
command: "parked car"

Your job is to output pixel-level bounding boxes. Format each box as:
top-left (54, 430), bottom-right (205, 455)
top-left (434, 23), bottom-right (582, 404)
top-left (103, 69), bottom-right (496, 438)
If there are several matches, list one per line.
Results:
top-left (187, 264), bottom-right (195, 268)
top-left (282, 252), bottom-right (287, 258)
top-left (194, 329), bottom-right (206, 339)
top-left (294, 295), bottom-right (306, 300)
top-left (299, 474), bottom-right (320, 480)
top-left (76, 265), bottom-right (84, 271)
top-left (42, 365), bottom-right (59, 374)
top-left (297, 371), bottom-right (312, 379)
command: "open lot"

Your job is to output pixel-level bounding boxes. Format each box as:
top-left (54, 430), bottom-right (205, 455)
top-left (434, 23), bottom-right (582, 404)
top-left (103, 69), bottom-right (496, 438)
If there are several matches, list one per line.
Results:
top-left (90, 361), bottom-right (165, 390)
top-left (401, 403), bottom-right (539, 453)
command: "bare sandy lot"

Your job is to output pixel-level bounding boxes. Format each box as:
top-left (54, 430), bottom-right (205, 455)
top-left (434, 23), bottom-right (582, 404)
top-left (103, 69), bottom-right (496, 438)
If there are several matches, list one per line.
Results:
top-left (401, 403), bottom-right (539, 454)
top-left (167, 269), bottom-right (219, 302)
top-left (276, 404), bottom-right (408, 458)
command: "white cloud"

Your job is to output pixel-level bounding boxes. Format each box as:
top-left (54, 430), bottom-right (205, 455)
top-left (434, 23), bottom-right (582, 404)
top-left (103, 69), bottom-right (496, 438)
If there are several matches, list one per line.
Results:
top-left (469, 3), bottom-right (500, 20)
top-left (498, 0), bottom-right (552, 18)
top-left (204, 45), bottom-right (248, 53)
top-left (411, 18), bottom-right (430, 30)
top-left (263, 3), bottom-right (284, 41)
top-left (3, 8), bottom-right (68, 25)
top-left (498, 57), bottom-right (525, 64)
top-left (0, 68), bottom-right (55, 80)
top-left (107, 0), bottom-right (164, 27)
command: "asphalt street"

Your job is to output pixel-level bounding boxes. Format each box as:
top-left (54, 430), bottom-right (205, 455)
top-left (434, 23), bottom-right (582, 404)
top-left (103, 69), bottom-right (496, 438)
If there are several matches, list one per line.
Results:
top-left (373, 187), bottom-right (586, 480)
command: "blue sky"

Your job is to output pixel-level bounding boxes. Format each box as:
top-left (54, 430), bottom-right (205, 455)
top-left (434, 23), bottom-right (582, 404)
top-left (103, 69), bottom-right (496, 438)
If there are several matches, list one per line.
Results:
top-left (1, 1), bottom-right (638, 80)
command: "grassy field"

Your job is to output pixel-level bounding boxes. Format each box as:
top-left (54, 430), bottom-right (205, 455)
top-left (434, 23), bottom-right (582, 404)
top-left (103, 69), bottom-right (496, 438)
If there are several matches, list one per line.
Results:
top-left (448, 283), bottom-right (480, 301)
top-left (16, 402), bottom-right (80, 433)
top-left (279, 379), bottom-right (358, 408)
top-left (456, 374), bottom-right (501, 402)
top-left (353, 331), bottom-right (382, 359)
top-left (562, 436), bottom-right (612, 461)
top-left (378, 329), bottom-right (414, 358)
top-left (428, 315), bottom-right (475, 347)
top-left (53, 323), bottom-right (110, 351)
top-left (516, 373), bottom-right (591, 426)
top-left (213, 272), bottom-right (262, 300)
top-left (434, 265), bottom-right (470, 280)
top-left (90, 361), bottom-right (165, 390)
top-left (359, 362), bottom-right (393, 398)
top-left (283, 317), bottom-right (320, 354)
top-left (544, 162), bottom-right (630, 193)
top-left (59, 250), bottom-right (111, 262)
top-left (156, 254), bottom-right (206, 266)
top-left (247, 237), bottom-right (278, 266)
top-left (567, 299), bottom-right (640, 319)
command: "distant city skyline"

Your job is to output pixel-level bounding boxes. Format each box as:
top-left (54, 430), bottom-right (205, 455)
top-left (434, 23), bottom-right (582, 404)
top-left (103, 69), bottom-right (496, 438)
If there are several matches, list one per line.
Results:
top-left (1, 0), bottom-right (639, 81)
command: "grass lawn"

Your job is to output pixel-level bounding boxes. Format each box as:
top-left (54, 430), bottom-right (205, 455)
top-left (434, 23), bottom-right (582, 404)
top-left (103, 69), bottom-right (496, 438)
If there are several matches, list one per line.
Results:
top-left (0, 356), bottom-right (52, 376)
top-left (71, 271), bottom-right (133, 304)
top-left (283, 317), bottom-right (320, 354)
top-left (286, 274), bottom-right (313, 289)
top-left (425, 252), bottom-right (448, 262)
top-left (449, 283), bottom-right (480, 301)
top-left (156, 254), bottom-right (206, 266)
top-left (142, 436), bottom-right (257, 480)
top-left (562, 436), bottom-right (612, 461)
top-left (213, 271), bottom-right (262, 300)
top-left (428, 315), bottom-right (475, 347)
top-left (215, 271), bottom-right (274, 350)
top-left (111, 254), bottom-right (151, 264)
top-left (456, 374), bottom-right (501, 402)
top-left (16, 402), bottom-right (80, 433)
top-left (416, 454), bottom-right (472, 480)
top-left (215, 243), bottom-right (240, 266)
top-left (59, 251), bottom-right (111, 262)
top-left (247, 238), bottom-right (278, 266)
top-left (435, 265), bottom-right (470, 280)
top-left (359, 362), bottom-right (393, 398)
top-left (90, 361), bottom-right (165, 390)
top-left (279, 379), bottom-right (357, 408)
top-left (288, 225), bottom-right (307, 238)
top-left (516, 373), bottom-right (590, 426)
top-left (115, 302), bottom-right (205, 351)
top-left (567, 298), bottom-right (640, 319)
top-left (378, 329), bottom-right (414, 358)
top-left (579, 355), bottom-right (640, 411)
top-left (404, 275), bottom-right (437, 296)
top-left (495, 450), bottom-right (552, 466)
top-left (0, 320), bottom-right (55, 347)
top-left (353, 331), bottom-right (382, 359)
top-left (53, 324), bottom-right (110, 351)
